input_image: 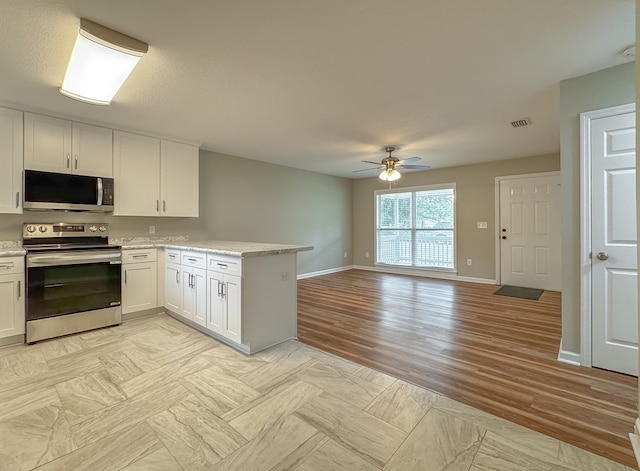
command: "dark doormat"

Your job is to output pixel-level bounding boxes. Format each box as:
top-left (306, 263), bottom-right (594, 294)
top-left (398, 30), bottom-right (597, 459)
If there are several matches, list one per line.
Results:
top-left (494, 285), bottom-right (544, 300)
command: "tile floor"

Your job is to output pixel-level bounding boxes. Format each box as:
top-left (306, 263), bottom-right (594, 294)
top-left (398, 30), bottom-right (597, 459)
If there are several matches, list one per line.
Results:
top-left (0, 313), bottom-right (634, 471)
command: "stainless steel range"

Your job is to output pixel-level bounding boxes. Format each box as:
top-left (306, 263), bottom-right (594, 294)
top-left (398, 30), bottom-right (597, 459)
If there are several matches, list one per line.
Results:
top-left (23, 223), bottom-right (122, 343)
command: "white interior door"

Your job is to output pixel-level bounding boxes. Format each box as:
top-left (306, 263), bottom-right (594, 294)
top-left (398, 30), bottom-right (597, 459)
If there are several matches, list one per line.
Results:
top-left (499, 174), bottom-right (561, 290)
top-left (591, 109), bottom-right (637, 376)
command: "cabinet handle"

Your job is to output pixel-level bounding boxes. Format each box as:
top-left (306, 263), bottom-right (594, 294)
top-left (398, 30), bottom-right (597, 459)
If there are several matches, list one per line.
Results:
top-left (216, 263), bottom-right (228, 268)
top-left (75, 155), bottom-right (78, 169)
top-left (187, 258), bottom-right (197, 263)
top-left (124, 270), bottom-right (127, 284)
top-left (132, 254), bottom-right (148, 259)
top-left (221, 282), bottom-right (226, 298)
top-left (156, 200), bottom-right (159, 212)
top-left (66, 154), bottom-right (70, 168)
top-left (217, 280), bottom-right (222, 297)
top-left (15, 191), bottom-right (19, 208)
top-left (0, 263), bottom-right (13, 270)
top-left (17, 280), bottom-right (21, 299)
top-left (176, 271), bottom-right (179, 284)
top-left (163, 200), bottom-right (166, 212)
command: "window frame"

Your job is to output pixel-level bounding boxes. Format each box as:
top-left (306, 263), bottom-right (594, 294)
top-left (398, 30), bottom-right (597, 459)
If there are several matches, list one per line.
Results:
top-left (374, 183), bottom-right (456, 272)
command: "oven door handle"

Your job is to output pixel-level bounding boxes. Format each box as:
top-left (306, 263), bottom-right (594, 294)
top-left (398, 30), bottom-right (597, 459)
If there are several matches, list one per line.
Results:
top-left (27, 251), bottom-right (122, 267)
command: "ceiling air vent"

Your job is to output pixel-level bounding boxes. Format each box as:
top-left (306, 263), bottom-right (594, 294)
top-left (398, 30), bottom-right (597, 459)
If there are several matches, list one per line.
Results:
top-left (511, 118), bottom-right (531, 128)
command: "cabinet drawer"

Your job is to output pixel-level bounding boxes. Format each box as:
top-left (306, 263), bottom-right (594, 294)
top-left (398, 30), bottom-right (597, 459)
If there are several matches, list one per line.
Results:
top-left (123, 248), bottom-right (157, 264)
top-left (207, 254), bottom-right (241, 276)
top-left (165, 249), bottom-right (181, 264)
top-left (182, 251), bottom-right (207, 270)
top-left (0, 257), bottom-right (24, 275)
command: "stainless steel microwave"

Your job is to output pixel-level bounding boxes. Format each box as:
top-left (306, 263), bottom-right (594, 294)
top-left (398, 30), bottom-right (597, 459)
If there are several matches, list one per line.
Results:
top-left (24, 170), bottom-right (114, 212)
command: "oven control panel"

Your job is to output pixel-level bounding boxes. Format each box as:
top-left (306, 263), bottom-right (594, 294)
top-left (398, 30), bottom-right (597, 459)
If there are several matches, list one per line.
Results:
top-left (23, 223), bottom-right (109, 238)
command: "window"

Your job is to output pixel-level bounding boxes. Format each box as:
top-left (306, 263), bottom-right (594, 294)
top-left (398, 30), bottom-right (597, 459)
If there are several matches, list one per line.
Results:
top-left (376, 184), bottom-right (455, 269)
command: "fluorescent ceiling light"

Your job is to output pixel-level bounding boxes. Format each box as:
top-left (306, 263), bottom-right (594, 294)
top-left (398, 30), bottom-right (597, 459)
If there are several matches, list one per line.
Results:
top-left (60, 18), bottom-right (148, 105)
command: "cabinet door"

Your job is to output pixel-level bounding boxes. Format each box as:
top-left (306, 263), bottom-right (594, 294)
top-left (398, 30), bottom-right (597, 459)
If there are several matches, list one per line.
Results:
top-left (0, 107), bottom-right (23, 214)
top-left (0, 274), bottom-right (25, 338)
top-left (165, 263), bottom-right (182, 313)
top-left (224, 275), bottom-right (242, 344)
top-left (161, 141), bottom-right (199, 217)
top-left (122, 262), bottom-right (158, 314)
top-left (113, 131), bottom-right (161, 216)
top-left (72, 123), bottom-right (113, 177)
top-left (24, 113), bottom-right (72, 173)
top-left (180, 267), bottom-right (195, 322)
top-left (206, 272), bottom-right (224, 334)
top-left (192, 268), bottom-right (207, 327)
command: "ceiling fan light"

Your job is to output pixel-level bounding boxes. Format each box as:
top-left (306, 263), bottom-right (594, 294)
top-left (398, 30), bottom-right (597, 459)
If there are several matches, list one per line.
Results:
top-left (60, 18), bottom-right (148, 105)
top-left (387, 169), bottom-right (401, 181)
top-left (379, 169), bottom-right (401, 181)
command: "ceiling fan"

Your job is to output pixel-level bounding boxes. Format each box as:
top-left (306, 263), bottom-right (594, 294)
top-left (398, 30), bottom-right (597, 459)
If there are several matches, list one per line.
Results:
top-left (354, 146), bottom-right (431, 181)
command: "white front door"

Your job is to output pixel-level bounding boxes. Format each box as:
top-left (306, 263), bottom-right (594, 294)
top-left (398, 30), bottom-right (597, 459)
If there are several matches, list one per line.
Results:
top-left (499, 174), bottom-right (561, 291)
top-left (590, 109), bottom-right (637, 376)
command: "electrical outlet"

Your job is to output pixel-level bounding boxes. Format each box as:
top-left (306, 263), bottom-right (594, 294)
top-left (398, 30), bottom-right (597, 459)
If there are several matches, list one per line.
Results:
top-left (467, 258), bottom-right (472, 266)
top-left (477, 222), bottom-right (487, 229)
top-left (149, 225), bottom-right (156, 234)
top-left (344, 251), bottom-right (348, 258)
top-left (365, 251), bottom-right (370, 258)
top-left (280, 271), bottom-right (290, 281)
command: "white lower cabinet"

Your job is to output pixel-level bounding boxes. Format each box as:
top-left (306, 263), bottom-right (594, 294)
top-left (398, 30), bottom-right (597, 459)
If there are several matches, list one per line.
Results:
top-left (122, 249), bottom-right (158, 315)
top-left (206, 271), bottom-right (242, 344)
top-left (165, 262), bottom-right (182, 314)
top-left (181, 266), bottom-right (207, 327)
top-left (162, 247), bottom-right (297, 354)
top-left (0, 257), bottom-right (25, 339)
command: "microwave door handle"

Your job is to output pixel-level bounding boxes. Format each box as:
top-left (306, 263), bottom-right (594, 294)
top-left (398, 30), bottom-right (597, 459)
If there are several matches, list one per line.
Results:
top-left (97, 178), bottom-right (103, 206)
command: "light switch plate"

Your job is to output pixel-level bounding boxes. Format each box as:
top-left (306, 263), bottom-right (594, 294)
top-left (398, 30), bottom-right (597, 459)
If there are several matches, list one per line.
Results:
top-left (477, 222), bottom-right (488, 229)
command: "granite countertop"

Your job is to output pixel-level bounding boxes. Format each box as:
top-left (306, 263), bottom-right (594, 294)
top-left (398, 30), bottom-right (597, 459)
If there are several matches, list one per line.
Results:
top-left (117, 238), bottom-right (313, 257)
top-left (0, 241), bottom-right (25, 257)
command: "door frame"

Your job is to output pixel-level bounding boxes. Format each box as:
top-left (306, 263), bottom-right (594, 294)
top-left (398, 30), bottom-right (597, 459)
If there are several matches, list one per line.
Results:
top-left (579, 102), bottom-right (636, 368)
top-left (494, 171), bottom-right (561, 287)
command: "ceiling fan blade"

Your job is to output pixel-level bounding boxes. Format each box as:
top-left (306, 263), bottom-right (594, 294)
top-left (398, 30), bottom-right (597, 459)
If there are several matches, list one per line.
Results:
top-left (396, 156), bottom-right (421, 164)
top-left (352, 167), bottom-right (382, 173)
top-left (361, 160), bottom-right (382, 165)
top-left (398, 164), bottom-right (431, 170)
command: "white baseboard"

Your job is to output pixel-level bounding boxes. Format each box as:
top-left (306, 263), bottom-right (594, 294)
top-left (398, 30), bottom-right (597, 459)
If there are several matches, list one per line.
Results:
top-left (297, 265), bottom-right (354, 280)
top-left (630, 418), bottom-right (640, 469)
top-left (557, 349), bottom-right (581, 366)
top-left (352, 264), bottom-right (497, 285)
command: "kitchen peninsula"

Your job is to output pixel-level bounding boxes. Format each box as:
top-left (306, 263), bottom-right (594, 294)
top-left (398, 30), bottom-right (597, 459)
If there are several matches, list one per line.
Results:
top-left (118, 239), bottom-right (313, 355)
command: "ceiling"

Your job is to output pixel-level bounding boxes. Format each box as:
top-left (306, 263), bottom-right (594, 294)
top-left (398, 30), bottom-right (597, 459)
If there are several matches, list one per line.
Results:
top-left (0, 0), bottom-right (635, 178)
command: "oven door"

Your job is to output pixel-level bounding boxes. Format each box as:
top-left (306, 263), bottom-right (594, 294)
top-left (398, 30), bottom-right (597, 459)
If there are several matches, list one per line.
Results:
top-left (26, 250), bottom-right (121, 321)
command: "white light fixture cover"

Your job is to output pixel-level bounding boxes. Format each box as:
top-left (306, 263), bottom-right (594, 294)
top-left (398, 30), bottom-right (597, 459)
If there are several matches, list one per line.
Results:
top-left (60, 18), bottom-right (148, 105)
top-left (379, 169), bottom-right (401, 181)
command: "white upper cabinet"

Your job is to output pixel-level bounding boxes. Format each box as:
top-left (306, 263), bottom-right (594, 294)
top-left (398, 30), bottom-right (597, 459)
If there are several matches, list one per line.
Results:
top-left (0, 107), bottom-right (23, 214)
top-left (161, 141), bottom-right (199, 217)
top-left (72, 122), bottom-right (113, 177)
top-left (114, 130), bottom-right (199, 217)
top-left (113, 131), bottom-right (161, 216)
top-left (24, 113), bottom-right (113, 177)
top-left (24, 113), bottom-right (71, 173)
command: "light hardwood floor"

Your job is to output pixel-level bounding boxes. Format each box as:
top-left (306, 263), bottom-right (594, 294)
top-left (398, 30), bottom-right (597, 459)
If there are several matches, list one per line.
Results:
top-left (0, 311), bottom-right (632, 470)
top-left (297, 269), bottom-right (638, 469)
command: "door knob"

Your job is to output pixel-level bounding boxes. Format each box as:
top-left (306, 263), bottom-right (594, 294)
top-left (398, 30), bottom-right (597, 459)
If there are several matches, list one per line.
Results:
top-left (501, 236), bottom-right (507, 240)
top-left (596, 252), bottom-right (609, 261)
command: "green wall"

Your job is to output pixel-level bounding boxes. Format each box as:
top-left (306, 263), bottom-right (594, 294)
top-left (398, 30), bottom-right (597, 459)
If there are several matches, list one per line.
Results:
top-left (198, 150), bottom-right (353, 275)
